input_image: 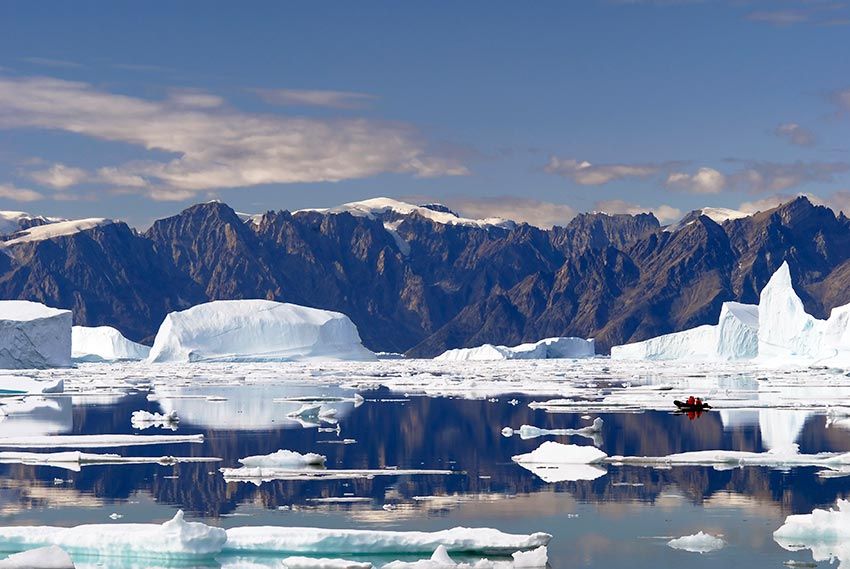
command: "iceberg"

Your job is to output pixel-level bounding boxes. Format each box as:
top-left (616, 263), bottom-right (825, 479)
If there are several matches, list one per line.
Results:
top-left (237, 449), bottom-right (326, 468)
top-left (0, 545), bottom-right (75, 568)
top-left (667, 532), bottom-right (725, 554)
top-left (147, 300), bottom-right (377, 363)
top-left (0, 301), bottom-right (71, 369)
top-left (0, 510), bottom-right (226, 560)
top-left (612, 262), bottom-right (850, 366)
top-left (223, 526), bottom-right (551, 556)
top-left (510, 442), bottom-right (609, 482)
top-left (436, 337), bottom-right (595, 361)
top-left (773, 499), bottom-right (850, 566)
top-left (72, 326), bottom-right (150, 362)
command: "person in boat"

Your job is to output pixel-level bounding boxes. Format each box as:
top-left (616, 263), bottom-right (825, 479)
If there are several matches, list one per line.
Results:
top-left (687, 395), bottom-right (695, 406)
top-left (695, 397), bottom-right (703, 407)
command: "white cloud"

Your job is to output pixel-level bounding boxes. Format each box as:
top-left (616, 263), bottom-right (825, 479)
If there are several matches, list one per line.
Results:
top-left (666, 167), bottom-right (727, 194)
top-left (250, 88), bottom-right (378, 109)
top-left (594, 199), bottom-right (682, 223)
top-left (834, 88), bottom-right (850, 111)
top-left (774, 122), bottom-right (815, 146)
top-left (446, 196), bottom-right (578, 228)
top-left (544, 157), bottom-right (662, 185)
top-left (729, 160), bottom-right (848, 193)
top-left (27, 163), bottom-right (89, 189)
top-left (0, 76), bottom-right (467, 201)
top-left (0, 183), bottom-right (43, 202)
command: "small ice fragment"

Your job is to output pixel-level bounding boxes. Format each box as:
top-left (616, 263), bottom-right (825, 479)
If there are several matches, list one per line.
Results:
top-left (667, 532), bottom-right (725, 553)
top-left (108, 513), bottom-right (122, 520)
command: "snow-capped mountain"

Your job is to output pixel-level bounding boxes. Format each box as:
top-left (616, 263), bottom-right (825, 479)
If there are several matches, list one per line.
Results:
top-left (1, 195), bottom-right (849, 356)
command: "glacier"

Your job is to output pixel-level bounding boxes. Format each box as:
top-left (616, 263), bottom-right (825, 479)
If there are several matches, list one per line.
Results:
top-left (612, 261), bottom-right (850, 366)
top-left (0, 301), bottom-right (72, 370)
top-left (72, 326), bottom-right (150, 362)
top-left (436, 337), bottom-right (595, 361)
top-left (147, 300), bottom-right (377, 363)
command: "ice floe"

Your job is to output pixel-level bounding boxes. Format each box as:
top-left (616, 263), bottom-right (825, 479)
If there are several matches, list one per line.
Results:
top-left (667, 532), bottom-right (725, 554)
top-left (0, 433), bottom-right (203, 448)
top-left (501, 418), bottom-right (603, 441)
top-left (0, 510), bottom-right (226, 559)
top-left (382, 544), bottom-right (548, 568)
top-left (0, 545), bottom-right (75, 568)
top-left (223, 525), bottom-right (551, 555)
top-left (72, 326), bottom-right (150, 362)
top-left (238, 449), bottom-right (326, 468)
top-left (774, 499), bottom-right (850, 565)
top-left (147, 300), bottom-right (377, 363)
top-left (221, 466), bottom-right (454, 485)
top-left (0, 301), bottom-right (71, 370)
top-left (436, 337), bottom-right (594, 361)
top-left (131, 409), bottom-right (179, 430)
top-left (0, 450), bottom-right (218, 471)
top-left (0, 397), bottom-right (71, 437)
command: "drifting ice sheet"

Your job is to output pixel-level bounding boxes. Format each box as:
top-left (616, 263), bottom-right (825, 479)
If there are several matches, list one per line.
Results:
top-left (436, 337), bottom-right (594, 361)
top-left (147, 300), bottom-right (377, 363)
top-left (0, 301), bottom-right (71, 370)
top-left (72, 326), bottom-right (150, 362)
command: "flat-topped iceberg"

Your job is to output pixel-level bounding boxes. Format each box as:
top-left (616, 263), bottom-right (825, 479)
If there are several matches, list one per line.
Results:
top-left (0, 510), bottom-right (226, 560)
top-left (223, 526), bottom-right (551, 556)
top-left (72, 326), bottom-right (150, 362)
top-left (612, 261), bottom-right (850, 366)
top-left (436, 337), bottom-right (595, 361)
top-left (0, 301), bottom-right (71, 370)
top-left (147, 300), bottom-right (377, 363)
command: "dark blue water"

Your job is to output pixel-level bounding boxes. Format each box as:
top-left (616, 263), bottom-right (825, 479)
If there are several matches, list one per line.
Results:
top-left (0, 384), bottom-right (847, 567)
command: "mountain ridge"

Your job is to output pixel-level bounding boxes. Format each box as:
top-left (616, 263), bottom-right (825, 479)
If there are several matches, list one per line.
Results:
top-left (2, 196), bottom-right (849, 356)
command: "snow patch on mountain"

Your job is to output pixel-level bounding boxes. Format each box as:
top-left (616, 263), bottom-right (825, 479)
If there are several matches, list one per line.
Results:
top-left (2, 218), bottom-right (114, 246)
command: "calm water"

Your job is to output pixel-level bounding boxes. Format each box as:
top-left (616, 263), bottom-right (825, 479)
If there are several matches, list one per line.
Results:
top-left (1, 379), bottom-right (847, 568)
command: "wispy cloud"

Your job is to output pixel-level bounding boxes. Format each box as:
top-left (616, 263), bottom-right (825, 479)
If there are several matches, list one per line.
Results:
top-left (774, 122), bottom-right (816, 146)
top-left (250, 88), bottom-right (378, 110)
top-left (0, 76), bottom-right (467, 201)
top-left (544, 157), bottom-right (668, 185)
top-left (21, 57), bottom-right (83, 69)
top-left (594, 198), bottom-right (682, 223)
top-left (27, 163), bottom-right (88, 189)
top-left (666, 167), bottom-right (727, 194)
top-left (0, 183), bottom-right (43, 202)
top-left (737, 191), bottom-right (850, 215)
top-left (728, 160), bottom-right (849, 193)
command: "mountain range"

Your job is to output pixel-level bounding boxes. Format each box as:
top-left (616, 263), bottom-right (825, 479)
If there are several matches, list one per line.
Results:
top-left (1, 196), bottom-right (849, 357)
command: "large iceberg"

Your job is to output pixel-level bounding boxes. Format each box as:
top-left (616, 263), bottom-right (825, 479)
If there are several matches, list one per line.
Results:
top-left (0, 301), bottom-right (71, 369)
top-left (147, 300), bottom-right (377, 363)
top-left (612, 261), bottom-right (850, 366)
top-left (71, 326), bottom-right (150, 362)
top-left (436, 337), bottom-right (595, 361)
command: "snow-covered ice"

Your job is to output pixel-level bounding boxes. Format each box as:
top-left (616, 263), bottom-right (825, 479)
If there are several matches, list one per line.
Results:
top-left (667, 532), bottom-right (726, 554)
top-left (0, 433), bottom-right (203, 448)
top-left (221, 466), bottom-right (454, 484)
top-left (223, 525), bottom-right (551, 555)
top-left (72, 326), bottom-right (150, 362)
top-left (0, 301), bottom-right (71, 369)
top-left (436, 337), bottom-right (594, 361)
top-left (0, 397), bottom-right (71, 437)
top-left (0, 545), bottom-right (75, 568)
top-left (237, 449), bottom-right (326, 468)
top-left (147, 300), bottom-right (377, 363)
top-left (0, 510), bottom-right (226, 559)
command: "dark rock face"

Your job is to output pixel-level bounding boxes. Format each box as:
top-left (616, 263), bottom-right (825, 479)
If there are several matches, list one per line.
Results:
top-left (2, 195), bottom-right (849, 355)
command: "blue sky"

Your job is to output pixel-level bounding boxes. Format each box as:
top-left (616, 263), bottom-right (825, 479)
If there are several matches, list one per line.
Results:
top-left (1, 0), bottom-right (849, 228)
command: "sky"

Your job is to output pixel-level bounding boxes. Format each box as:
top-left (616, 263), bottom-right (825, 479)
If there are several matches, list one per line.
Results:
top-left (1, 0), bottom-right (849, 229)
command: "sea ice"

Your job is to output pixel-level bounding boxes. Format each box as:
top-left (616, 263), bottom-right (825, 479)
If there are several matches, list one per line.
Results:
top-left (0, 545), bottom-right (75, 568)
top-left (281, 556), bottom-right (372, 569)
top-left (237, 449), bottom-right (327, 468)
top-left (223, 525), bottom-right (551, 555)
top-left (0, 301), bottom-right (71, 370)
top-left (667, 532), bottom-right (726, 554)
top-left (0, 510), bottom-right (226, 559)
top-left (221, 466), bottom-right (453, 484)
top-left (436, 337), bottom-right (594, 361)
top-left (130, 410), bottom-right (179, 430)
top-left (0, 433), bottom-right (203, 448)
top-left (0, 397), bottom-right (71, 437)
top-left (72, 326), bottom-right (150, 362)
top-left (381, 544), bottom-right (548, 569)
top-left (147, 300), bottom-right (377, 363)
top-left (502, 418), bottom-right (603, 441)
top-left (0, 450), bottom-right (218, 471)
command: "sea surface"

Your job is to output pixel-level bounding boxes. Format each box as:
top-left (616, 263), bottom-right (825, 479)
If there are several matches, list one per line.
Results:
top-left (0, 361), bottom-right (847, 568)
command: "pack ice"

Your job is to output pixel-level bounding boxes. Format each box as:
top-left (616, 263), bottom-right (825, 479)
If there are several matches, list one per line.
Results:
top-left (436, 337), bottom-right (595, 361)
top-left (147, 300), bottom-right (377, 363)
top-left (0, 301), bottom-right (71, 370)
top-left (612, 261), bottom-right (850, 365)
top-left (71, 326), bottom-right (150, 362)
